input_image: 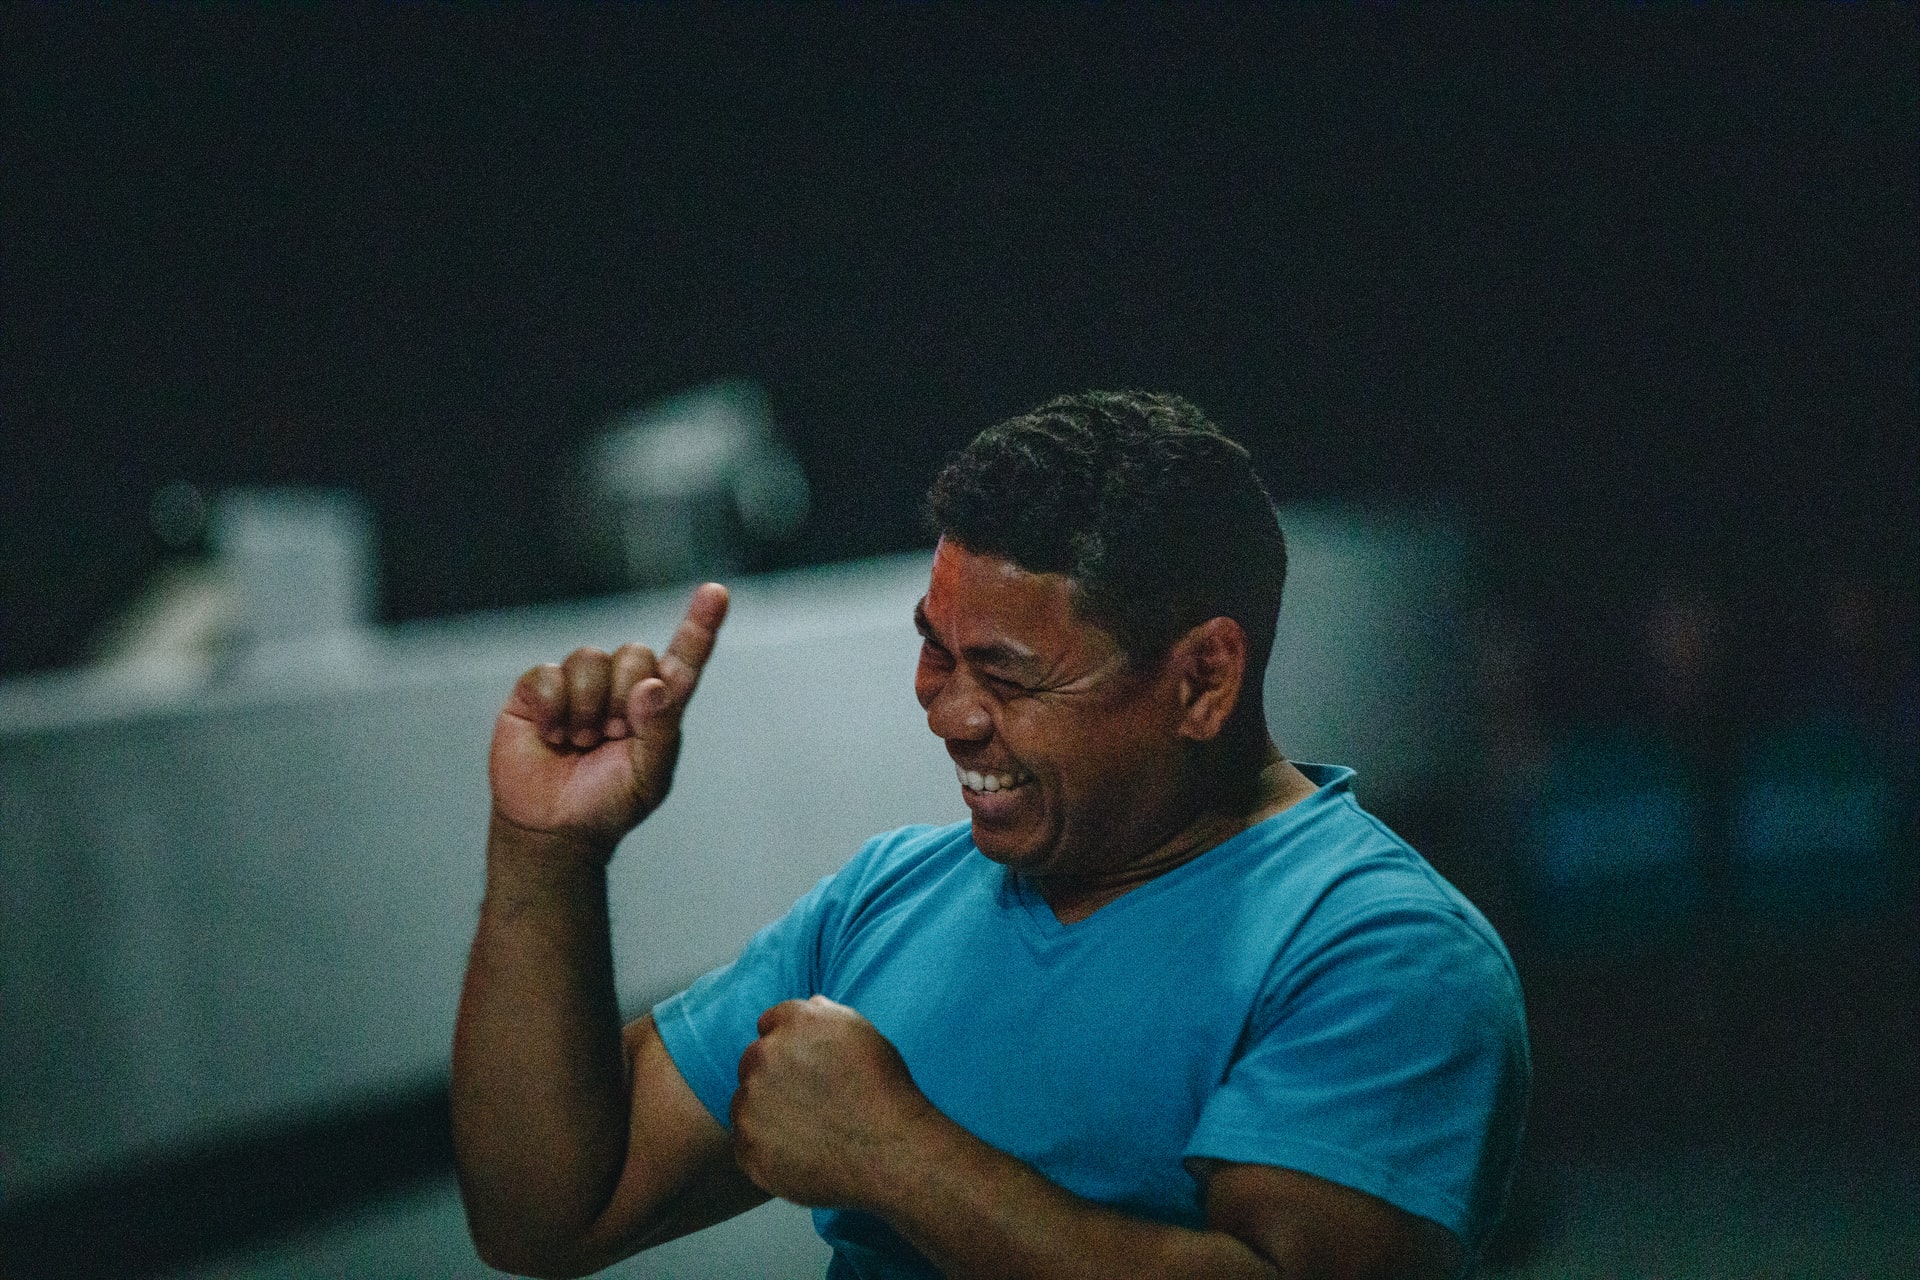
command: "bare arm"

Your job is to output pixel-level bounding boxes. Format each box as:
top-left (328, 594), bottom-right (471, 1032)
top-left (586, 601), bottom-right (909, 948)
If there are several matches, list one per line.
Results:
top-left (876, 1124), bottom-right (1460, 1280)
top-left (732, 997), bottom-right (1462, 1280)
top-left (451, 584), bottom-right (765, 1277)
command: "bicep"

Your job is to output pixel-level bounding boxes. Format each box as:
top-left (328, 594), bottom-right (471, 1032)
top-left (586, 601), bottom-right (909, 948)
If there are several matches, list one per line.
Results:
top-left (1201, 1160), bottom-right (1463, 1280)
top-left (571, 1015), bottom-right (769, 1269)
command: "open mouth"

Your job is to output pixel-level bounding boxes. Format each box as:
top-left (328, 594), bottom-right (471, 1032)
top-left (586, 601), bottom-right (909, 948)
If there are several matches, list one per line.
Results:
top-left (955, 762), bottom-right (1033, 794)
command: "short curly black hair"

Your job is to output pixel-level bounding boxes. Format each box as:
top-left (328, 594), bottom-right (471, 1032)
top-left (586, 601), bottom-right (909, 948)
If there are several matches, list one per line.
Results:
top-left (925, 390), bottom-right (1286, 677)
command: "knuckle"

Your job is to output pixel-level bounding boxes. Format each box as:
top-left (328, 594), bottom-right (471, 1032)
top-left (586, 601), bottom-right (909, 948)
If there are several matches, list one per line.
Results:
top-left (524, 664), bottom-right (564, 705)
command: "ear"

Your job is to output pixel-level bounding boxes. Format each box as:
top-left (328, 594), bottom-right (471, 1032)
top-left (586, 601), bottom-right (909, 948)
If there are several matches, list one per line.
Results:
top-left (1171, 617), bottom-right (1248, 743)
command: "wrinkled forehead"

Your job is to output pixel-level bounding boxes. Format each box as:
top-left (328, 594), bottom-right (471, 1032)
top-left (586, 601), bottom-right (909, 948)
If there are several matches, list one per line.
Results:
top-left (921, 538), bottom-right (1118, 660)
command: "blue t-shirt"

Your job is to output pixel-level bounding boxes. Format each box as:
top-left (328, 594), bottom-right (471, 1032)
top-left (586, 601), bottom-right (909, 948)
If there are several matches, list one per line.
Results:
top-left (655, 764), bottom-right (1530, 1278)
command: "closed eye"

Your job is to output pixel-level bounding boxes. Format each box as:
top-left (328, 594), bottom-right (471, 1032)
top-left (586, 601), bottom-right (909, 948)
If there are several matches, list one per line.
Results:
top-left (979, 671), bottom-right (1035, 698)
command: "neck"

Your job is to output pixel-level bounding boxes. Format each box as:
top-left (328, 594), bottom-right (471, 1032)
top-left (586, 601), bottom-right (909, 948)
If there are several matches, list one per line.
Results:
top-left (1037, 738), bottom-right (1316, 924)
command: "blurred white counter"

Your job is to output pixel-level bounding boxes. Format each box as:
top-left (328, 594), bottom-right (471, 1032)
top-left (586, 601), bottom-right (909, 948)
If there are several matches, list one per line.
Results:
top-left (0, 514), bottom-right (1465, 1198)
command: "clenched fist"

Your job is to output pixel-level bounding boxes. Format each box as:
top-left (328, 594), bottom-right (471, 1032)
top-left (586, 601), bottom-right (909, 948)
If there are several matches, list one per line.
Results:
top-left (488, 582), bottom-right (729, 857)
top-left (730, 996), bottom-right (940, 1211)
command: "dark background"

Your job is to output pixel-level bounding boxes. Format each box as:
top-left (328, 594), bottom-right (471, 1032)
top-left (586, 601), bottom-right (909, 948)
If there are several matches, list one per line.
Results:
top-left (2, 9), bottom-right (1915, 1275)
top-left (4, 8), bottom-right (1913, 681)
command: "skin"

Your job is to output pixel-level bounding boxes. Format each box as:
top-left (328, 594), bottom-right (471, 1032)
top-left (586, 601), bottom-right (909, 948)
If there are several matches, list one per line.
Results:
top-left (452, 553), bottom-right (1464, 1279)
top-left (914, 538), bottom-right (1312, 919)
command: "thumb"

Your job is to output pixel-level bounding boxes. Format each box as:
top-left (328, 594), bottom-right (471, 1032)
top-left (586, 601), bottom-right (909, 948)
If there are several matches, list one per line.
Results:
top-left (628, 674), bottom-right (672, 722)
top-left (623, 675), bottom-right (690, 814)
top-left (625, 675), bottom-right (683, 755)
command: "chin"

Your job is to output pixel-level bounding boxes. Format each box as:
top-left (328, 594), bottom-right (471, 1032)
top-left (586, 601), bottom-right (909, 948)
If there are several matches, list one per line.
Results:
top-left (968, 822), bottom-right (1041, 869)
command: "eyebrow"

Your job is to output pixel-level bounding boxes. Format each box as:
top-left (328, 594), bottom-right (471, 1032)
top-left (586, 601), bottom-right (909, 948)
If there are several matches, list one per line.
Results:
top-left (913, 600), bottom-right (1040, 673)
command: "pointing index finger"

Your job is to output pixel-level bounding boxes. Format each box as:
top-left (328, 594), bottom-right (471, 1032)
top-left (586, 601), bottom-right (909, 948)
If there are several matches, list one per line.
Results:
top-left (656, 582), bottom-right (730, 701)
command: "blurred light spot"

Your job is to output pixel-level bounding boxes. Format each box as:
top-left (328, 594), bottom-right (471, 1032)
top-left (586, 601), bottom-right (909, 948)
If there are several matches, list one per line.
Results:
top-left (572, 381), bottom-right (811, 587)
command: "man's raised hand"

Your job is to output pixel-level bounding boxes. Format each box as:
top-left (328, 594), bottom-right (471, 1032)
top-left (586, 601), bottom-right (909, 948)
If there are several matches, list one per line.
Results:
top-left (488, 583), bottom-right (730, 857)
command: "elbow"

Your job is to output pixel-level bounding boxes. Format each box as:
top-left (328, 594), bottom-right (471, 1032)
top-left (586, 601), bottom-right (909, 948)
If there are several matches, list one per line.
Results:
top-left (461, 1197), bottom-right (607, 1279)
top-left (453, 1146), bottom-right (631, 1276)
top-left (468, 1229), bottom-right (598, 1280)
top-left (465, 1220), bottom-right (551, 1278)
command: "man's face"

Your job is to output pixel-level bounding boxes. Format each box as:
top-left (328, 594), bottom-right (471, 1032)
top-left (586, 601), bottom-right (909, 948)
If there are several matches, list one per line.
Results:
top-left (914, 539), bottom-right (1189, 878)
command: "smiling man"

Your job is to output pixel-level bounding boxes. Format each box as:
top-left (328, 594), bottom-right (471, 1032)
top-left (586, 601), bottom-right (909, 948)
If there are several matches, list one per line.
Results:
top-left (452, 391), bottom-right (1530, 1280)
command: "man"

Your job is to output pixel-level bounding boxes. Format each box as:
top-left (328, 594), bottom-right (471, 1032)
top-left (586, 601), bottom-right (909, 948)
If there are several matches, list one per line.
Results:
top-left (453, 391), bottom-right (1530, 1279)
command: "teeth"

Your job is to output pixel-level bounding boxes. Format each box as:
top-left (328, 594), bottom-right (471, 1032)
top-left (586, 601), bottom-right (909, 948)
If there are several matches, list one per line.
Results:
top-left (956, 764), bottom-right (1028, 793)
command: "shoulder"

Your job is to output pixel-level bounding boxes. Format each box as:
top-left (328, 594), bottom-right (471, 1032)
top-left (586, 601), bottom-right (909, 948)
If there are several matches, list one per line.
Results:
top-left (1193, 770), bottom-right (1530, 1256)
top-left (828, 820), bottom-right (978, 907)
top-left (846, 819), bottom-right (975, 877)
top-left (1238, 769), bottom-right (1523, 1020)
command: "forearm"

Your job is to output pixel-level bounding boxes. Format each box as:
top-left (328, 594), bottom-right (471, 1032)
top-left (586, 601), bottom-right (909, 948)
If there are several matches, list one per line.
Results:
top-left (451, 816), bottom-right (630, 1268)
top-left (873, 1113), bottom-right (1278, 1280)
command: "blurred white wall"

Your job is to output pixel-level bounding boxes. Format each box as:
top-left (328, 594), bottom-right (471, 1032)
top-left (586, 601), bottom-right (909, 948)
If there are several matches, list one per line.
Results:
top-left (0, 508), bottom-right (1466, 1203)
top-left (1266, 504), bottom-right (1470, 795)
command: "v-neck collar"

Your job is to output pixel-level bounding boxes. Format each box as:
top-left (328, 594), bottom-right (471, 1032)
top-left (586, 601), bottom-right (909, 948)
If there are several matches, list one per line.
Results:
top-left (999, 763), bottom-right (1354, 947)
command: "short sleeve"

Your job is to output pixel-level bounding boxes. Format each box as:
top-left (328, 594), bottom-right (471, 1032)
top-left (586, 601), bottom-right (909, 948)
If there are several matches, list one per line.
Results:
top-left (1183, 899), bottom-right (1531, 1251)
top-left (652, 870), bottom-right (844, 1129)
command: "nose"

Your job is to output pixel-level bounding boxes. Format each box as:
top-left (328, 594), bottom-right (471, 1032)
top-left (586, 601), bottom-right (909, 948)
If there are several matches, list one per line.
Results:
top-left (920, 668), bottom-right (992, 745)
